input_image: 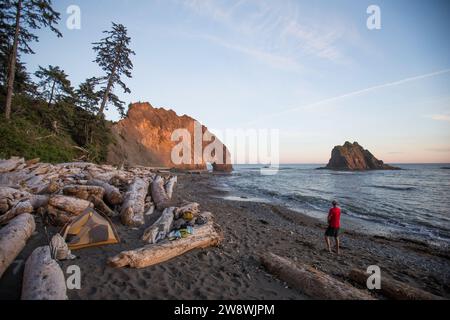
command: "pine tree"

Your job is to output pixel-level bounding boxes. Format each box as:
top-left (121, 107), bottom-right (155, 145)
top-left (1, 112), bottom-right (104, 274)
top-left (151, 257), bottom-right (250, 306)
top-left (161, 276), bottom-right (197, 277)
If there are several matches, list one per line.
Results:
top-left (75, 77), bottom-right (102, 114)
top-left (2, 0), bottom-right (61, 120)
top-left (92, 23), bottom-right (135, 117)
top-left (35, 65), bottom-right (73, 107)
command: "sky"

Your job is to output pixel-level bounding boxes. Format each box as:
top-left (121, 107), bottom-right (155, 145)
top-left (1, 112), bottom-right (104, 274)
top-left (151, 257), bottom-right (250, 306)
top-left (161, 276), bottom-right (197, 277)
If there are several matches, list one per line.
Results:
top-left (22, 0), bottom-right (450, 164)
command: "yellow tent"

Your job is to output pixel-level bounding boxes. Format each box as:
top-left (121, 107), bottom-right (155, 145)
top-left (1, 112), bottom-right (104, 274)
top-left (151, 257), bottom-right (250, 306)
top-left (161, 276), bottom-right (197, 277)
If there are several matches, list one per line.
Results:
top-left (61, 208), bottom-right (120, 250)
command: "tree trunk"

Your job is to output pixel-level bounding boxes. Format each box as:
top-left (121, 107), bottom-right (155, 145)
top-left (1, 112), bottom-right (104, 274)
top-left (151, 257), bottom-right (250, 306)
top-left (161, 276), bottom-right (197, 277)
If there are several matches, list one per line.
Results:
top-left (0, 200), bottom-right (33, 225)
top-left (47, 195), bottom-right (93, 226)
top-left (142, 207), bottom-right (175, 243)
top-left (120, 177), bottom-right (149, 227)
top-left (151, 176), bottom-right (170, 211)
top-left (0, 213), bottom-right (35, 278)
top-left (348, 269), bottom-right (442, 300)
top-left (63, 185), bottom-right (105, 200)
top-left (48, 79), bottom-right (56, 107)
top-left (97, 61), bottom-right (118, 116)
top-left (164, 176), bottom-right (177, 199)
top-left (4, 0), bottom-right (22, 120)
top-left (260, 253), bottom-right (374, 300)
top-left (21, 246), bottom-right (68, 300)
top-left (87, 179), bottom-right (123, 206)
top-left (109, 214), bottom-right (222, 269)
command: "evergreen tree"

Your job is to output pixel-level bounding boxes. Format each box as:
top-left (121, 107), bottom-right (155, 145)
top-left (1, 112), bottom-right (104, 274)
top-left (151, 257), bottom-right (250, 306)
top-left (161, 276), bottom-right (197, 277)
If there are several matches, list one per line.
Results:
top-left (92, 23), bottom-right (135, 117)
top-left (75, 77), bottom-right (102, 114)
top-left (2, 0), bottom-right (61, 120)
top-left (35, 65), bottom-right (73, 107)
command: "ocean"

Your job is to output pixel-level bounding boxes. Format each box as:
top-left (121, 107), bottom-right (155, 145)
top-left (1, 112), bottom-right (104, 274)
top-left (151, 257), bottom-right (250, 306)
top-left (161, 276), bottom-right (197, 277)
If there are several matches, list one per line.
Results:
top-left (215, 164), bottom-right (450, 247)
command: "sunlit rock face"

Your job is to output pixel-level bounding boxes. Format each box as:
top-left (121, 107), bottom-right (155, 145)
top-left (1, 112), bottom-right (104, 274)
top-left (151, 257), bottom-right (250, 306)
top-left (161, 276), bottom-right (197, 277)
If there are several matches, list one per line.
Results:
top-left (107, 102), bottom-right (232, 172)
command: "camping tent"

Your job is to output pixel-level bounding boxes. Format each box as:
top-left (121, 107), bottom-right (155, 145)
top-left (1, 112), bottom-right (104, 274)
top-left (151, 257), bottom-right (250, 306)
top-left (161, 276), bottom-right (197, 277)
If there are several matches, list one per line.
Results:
top-left (60, 208), bottom-right (120, 250)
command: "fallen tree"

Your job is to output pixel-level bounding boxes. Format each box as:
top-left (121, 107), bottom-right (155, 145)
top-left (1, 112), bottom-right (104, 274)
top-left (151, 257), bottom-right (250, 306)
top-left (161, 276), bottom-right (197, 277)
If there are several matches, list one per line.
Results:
top-left (348, 268), bottom-right (442, 300)
top-left (260, 253), bottom-right (374, 300)
top-left (142, 207), bottom-right (175, 244)
top-left (47, 195), bottom-right (93, 226)
top-left (121, 178), bottom-right (150, 227)
top-left (164, 176), bottom-right (177, 199)
top-left (109, 213), bottom-right (222, 268)
top-left (87, 179), bottom-right (123, 206)
top-left (0, 213), bottom-right (36, 278)
top-left (21, 246), bottom-right (68, 300)
top-left (63, 185), bottom-right (105, 200)
top-left (151, 176), bottom-right (169, 210)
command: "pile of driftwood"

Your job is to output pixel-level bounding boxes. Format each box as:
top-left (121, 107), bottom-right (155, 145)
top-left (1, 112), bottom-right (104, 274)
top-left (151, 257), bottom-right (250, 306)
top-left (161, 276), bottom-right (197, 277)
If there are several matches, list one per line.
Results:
top-left (0, 157), bottom-right (222, 300)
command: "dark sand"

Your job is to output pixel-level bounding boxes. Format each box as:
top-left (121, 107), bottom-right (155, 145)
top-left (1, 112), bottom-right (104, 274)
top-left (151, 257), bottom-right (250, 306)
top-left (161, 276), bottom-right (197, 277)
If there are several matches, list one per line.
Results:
top-left (1, 174), bottom-right (449, 300)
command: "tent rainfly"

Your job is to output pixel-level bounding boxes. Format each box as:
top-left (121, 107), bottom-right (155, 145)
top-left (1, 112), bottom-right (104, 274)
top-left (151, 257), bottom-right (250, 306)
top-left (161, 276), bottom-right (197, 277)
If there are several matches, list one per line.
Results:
top-left (60, 208), bottom-right (120, 250)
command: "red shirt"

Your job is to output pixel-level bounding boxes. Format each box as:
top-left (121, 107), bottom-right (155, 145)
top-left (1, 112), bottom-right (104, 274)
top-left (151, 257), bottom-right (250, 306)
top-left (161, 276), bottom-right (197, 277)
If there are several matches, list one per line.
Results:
top-left (328, 207), bottom-right (341, 228)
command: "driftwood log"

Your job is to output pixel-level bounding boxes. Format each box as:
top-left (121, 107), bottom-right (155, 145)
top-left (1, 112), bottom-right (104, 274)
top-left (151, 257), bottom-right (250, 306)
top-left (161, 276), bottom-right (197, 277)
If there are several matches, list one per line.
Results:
top-left (151, 176), bottom-right (170, 210)
top-left (87, 179), bottom-right (123, 205)
top-left (109, 213), bottom-right (222, 268)
top-left (260, 253), bottom-right (374, 300)
top-left (0, 157), bottom-right (25, 173)
top-left (0, 200), bottom-right (33, 225)
top-left (120, 178), bottom-right (150, 227)
top-left (164, 176), bottom-right (177, 199)
top-left (348, 268), bottom-right (442, 300)
top-left (47, 195), bottom-right (93, 226)
top-left (62, 185), bottom-right (114, 217)
top-left (21, 246), bottom-right (68, 300)
top-left (142, 207), bottom-right (175, 243)
top-left (0, 213), bottom-right (36, 278)
top-left (63, 185), bottom-right (105, 200)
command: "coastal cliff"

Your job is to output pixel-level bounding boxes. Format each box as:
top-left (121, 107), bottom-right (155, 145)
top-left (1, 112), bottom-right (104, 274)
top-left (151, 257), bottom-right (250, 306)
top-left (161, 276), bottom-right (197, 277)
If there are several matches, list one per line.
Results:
top-left (324, 141), bottom-right (399, 171)
top-left (107, 102), bottom-right (232, 172)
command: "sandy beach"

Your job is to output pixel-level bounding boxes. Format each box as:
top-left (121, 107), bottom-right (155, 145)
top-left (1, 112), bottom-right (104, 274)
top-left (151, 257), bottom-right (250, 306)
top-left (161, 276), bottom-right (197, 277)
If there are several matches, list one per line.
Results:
top-left (1, 173), bottom-right (449, 300)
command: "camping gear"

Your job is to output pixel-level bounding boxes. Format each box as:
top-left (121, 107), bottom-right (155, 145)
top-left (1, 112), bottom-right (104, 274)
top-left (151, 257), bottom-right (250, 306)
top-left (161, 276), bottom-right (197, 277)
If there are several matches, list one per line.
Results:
top-left (60, 208), bottom-right (120, 250)
top-left (50, 234), bottom-right (76, 260)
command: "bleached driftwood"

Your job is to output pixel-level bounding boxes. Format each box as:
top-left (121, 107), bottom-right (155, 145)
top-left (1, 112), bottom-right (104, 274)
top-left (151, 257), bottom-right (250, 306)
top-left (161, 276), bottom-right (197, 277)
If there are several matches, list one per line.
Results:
top-left (0, 157), bottom-right (25, 173)
top-left (109, 213), bottom-right (222, 268)
top-left (87, 179), bottom-right (123, 205)
top-left (0, 200), bottom-right (33, 225)
top-left (164, 176), bottom-right (177, 199)
top-left (63, 185), bottom-right (105, 200)
top-left (47, 195), bottom-right (93, 226)
top-left (35, 180), bottom-right (60, 195)
top-left (21, 246), bottom-right (68, 300)
top-left (88, 195), bottom-right (116, 217)
top-left (120, 177), bottom-right (150, 227)
top-left (142, 207), bottom-right (175, 243)
top-left (151, 176), bottom-right (170, 210)
top-left (0, 213), bottom-right (36, 278)
top-left (145, 204), bottom-right (155, 216)
top-left (0, 187), bottom-right (31, 214)
top-left (348, 268), bottom-right (442, 300)
top-left (174, 202), bottom-right (200, 219)
top-left (260, 253), bottom-right (374, 300)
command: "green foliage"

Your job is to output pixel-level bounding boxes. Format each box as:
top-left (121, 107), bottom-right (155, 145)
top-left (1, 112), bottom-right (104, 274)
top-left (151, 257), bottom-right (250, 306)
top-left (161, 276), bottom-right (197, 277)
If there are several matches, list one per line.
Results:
top-left (0, 94), bottom-right (113, 163)
top-left (35, 65), bottom-right (74, 106)
top-left (93, 22), bottom-right (135, 117)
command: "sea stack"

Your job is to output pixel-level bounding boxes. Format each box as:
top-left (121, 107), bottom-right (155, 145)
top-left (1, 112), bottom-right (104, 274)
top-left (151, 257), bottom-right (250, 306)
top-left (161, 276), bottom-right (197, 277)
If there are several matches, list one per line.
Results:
top-left (323, 141), bottom-right (399, 171)
top-left (107, 102), bottom-right (233, 172)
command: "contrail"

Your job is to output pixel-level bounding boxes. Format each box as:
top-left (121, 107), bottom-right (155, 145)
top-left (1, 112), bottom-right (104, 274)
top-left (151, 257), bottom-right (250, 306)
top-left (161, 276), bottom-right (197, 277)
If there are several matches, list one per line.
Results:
top-left (244, 68), bottom-right (450, 125)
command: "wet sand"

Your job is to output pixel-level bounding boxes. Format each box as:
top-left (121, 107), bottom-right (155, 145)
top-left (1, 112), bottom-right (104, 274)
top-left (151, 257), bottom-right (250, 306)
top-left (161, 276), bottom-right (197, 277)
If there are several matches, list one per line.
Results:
top-left (1, 174), bottom-right (449, 300)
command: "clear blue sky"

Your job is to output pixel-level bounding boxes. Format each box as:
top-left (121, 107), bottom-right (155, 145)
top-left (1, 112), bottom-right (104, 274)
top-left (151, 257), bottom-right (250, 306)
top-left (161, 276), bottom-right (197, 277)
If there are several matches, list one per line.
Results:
top-left (23, 0), bottom-right (450, 163)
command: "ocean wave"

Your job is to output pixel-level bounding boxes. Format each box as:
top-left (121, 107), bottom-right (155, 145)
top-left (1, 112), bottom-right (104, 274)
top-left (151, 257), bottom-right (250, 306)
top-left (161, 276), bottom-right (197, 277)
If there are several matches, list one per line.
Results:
top-left (370, 185), bottom-right (416, 191)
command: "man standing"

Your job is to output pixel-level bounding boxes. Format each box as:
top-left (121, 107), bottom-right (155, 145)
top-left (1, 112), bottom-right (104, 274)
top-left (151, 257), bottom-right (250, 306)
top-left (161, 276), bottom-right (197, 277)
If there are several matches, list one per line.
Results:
top-left (325, 201), bottom-right (341, 254)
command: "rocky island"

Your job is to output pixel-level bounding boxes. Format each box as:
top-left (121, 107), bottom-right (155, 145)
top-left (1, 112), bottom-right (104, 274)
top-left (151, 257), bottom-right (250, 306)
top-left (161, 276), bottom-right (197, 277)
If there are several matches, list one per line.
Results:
top-left (321, 141), bottom-right (400, 171)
